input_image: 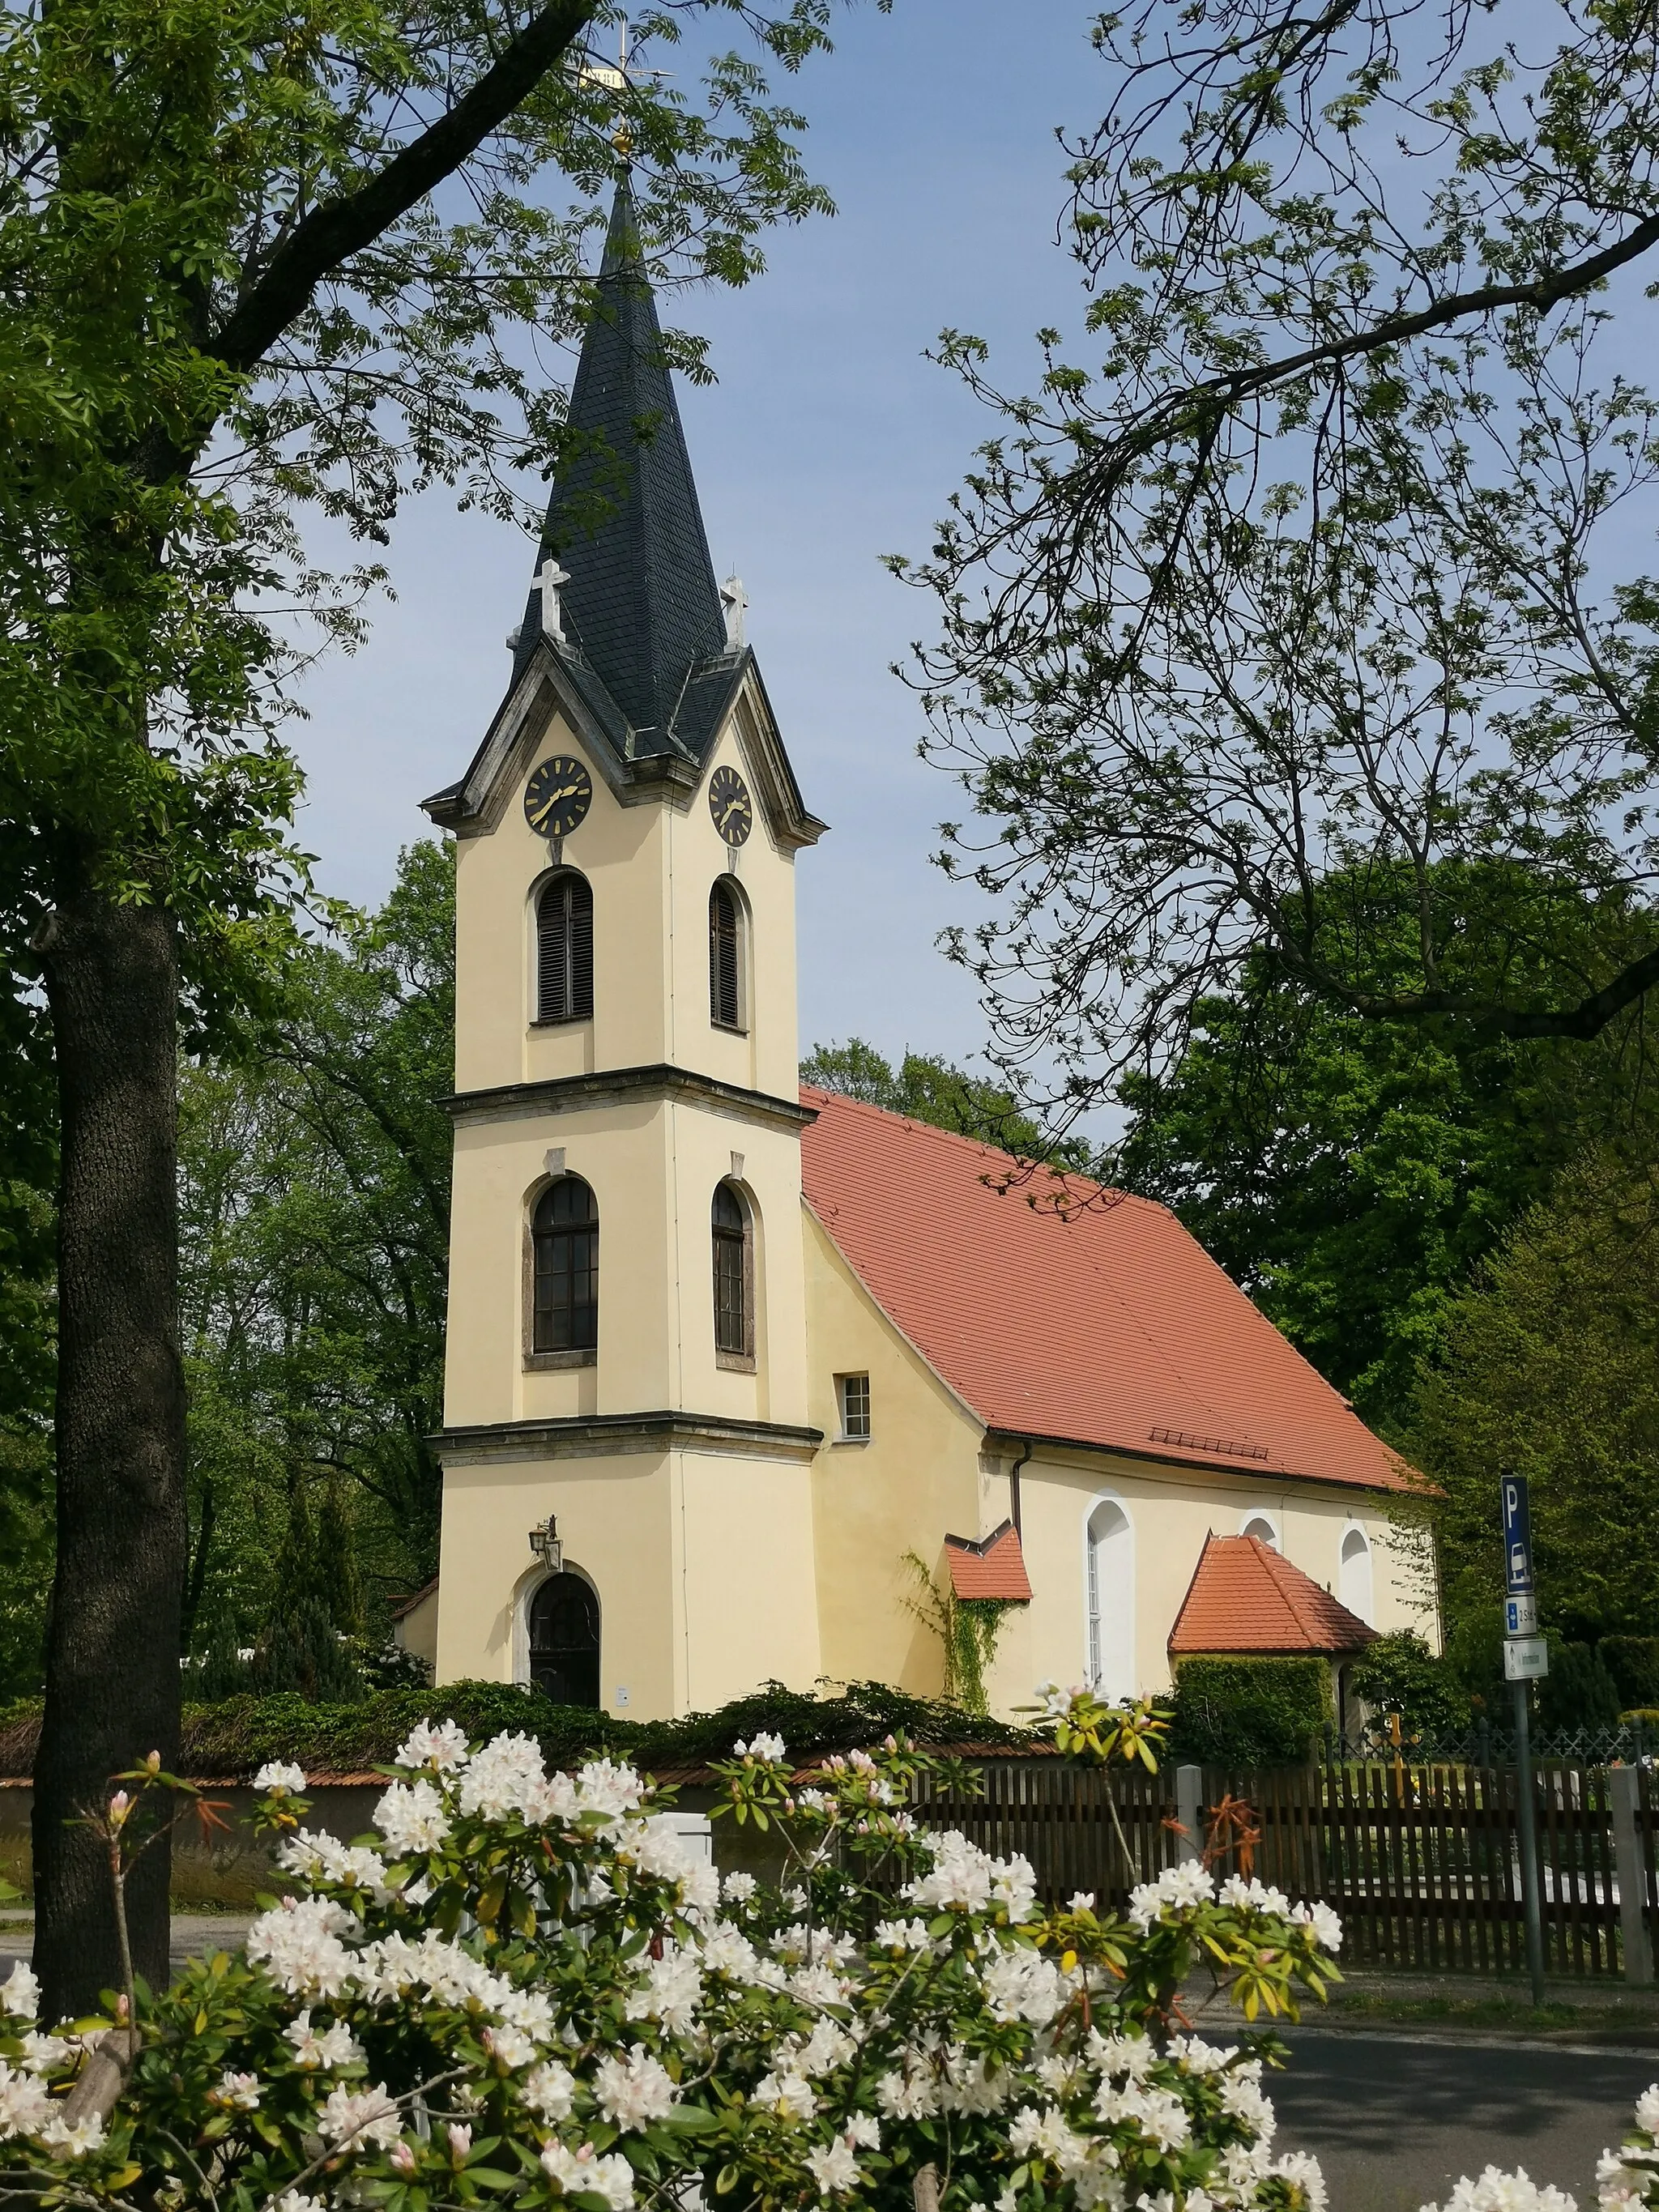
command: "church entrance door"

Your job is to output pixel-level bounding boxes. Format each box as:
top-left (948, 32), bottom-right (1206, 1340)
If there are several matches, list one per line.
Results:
top-left (528, 1574), bottom-right (600, 1707)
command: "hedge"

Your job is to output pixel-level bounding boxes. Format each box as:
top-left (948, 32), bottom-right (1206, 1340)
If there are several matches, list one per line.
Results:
top-left (0, 1678), bottom-right (1041, 1784)
top-left (1167, 1656), bottom-right (1330, 1767)
top-left (1600, 1637), bottom-right (1659, 1711)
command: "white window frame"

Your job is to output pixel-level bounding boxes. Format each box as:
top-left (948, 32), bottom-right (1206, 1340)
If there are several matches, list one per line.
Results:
top-left (1339, 1522), bottom-right (1375, 1625)
top-left (835, 1372), bottom-right (872, 1443)
top-left (1239, 1509), bottom-right (1282, 1549)
top-left (1081, 1491), bottom-right (1136, 1703)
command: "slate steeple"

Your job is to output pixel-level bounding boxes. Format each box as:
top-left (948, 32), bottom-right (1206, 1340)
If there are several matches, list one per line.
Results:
top-left (511, 181), bottom-right (730, 752)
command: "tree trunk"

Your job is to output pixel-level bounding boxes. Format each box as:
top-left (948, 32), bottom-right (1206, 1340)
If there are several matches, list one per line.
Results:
top-left (32, 876), bottom-right (186, 2021)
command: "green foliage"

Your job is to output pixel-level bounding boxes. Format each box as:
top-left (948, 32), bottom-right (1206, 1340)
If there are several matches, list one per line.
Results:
top-left (1538, 1643), bottom-right (1624, 1734)
top-left (252, 1595), bottom-right (360, 1705)
top-left (1410, 1153), bottom-right (1659, 1652)
top-left (176, 840), bottom-right (456, 1651)
top-left (1168, 1659), bottom-right (1330, 1768)
top-left (898, 1550), bottom-right (1021, 1715)
top-left (1113, 897), bottom-right (1652, 1424)
top-left (1601, 1639), bottom-right (1659, 1711)
top-left (0, 1678), bottom-right (1041, 1783)
top-left (802, 1038), bottom-right (1103, 1174)
top-left (1346, 1632), bottom-right (1469, 1741)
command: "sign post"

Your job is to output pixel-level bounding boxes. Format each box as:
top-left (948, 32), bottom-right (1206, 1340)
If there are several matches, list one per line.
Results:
top-left (1500, 1473), bottom-right (1547, 2004)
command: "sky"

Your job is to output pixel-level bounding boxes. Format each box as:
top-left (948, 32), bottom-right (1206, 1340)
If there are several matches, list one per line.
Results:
top-left (283, 2), bottom-right (1105, 1079)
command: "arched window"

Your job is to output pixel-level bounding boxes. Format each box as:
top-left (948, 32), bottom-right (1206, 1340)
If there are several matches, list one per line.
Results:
top-left (1085, 1499), bottom-right (1135, 1703)
top-left (536, 872), bottom-right (593, 1024)
top-left (528, 1573), bottom-right (600, 1706)
top-left (532, 1177), bottom-right (598, 1353)
top-left (712, 1181), bottom-right (751, 1358)
top-left (709, 880), bottom-right (744, 1029)
top-left (1341, 1527), bottom-right (1374, 1624)
top-left (1241, 1514), bottom-right (1280, 1550)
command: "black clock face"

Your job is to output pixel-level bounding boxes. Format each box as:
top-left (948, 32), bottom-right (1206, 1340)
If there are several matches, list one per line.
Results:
top-left (524, 755), bottom-right (593, 839)
top-left (709, 765), bottom-right (753, 846)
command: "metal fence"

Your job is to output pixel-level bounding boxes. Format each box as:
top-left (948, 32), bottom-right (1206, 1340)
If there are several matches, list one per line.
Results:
top-left (910, 1752), bottom-right (1659, 1981)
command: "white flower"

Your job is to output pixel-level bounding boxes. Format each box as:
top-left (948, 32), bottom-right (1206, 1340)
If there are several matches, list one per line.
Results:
top-left (575, 1758), bottom-right (646, 1820)
top-left (903, 1830), bottom-right (1037, 1920)
top-left (39, 2112), bottom-right (106, 2158)
top-left (1269, 2150), bottom-right (1329, 2212)
top-left (806, 2139), bottom-right (860, 2196)
top-left (791, 1961), bottom-right (851, 2008)
top-left (246, 1894), bottom-right (360, 1998)
top-left (1636, 2086), bottom-right (1659, 2137)
top-left (1219, 2074), bottom-right (1274, 2142)
top-left (211, 2070), bottom-right (262, 2111)
top-left (483, 2022), bottom-right (539, 2071)
top-left (1089, 2031), bottom-right (1158, 2082)
top-left (277, 1830), bottom-right (389, 1895)
top-left (845, 2113), bottom-right (881, 2150)
top-left (798, 2019), bottom-right (857, 2078)
top-left (702, 1923), bottom-right (764, 1982)
top-left (1289, 1899), bottom-right (1345, 1953)
top-left (16, 2030), bottom-right (71, 2076)
top-left (1034, 1680), bottom-right (1073, 1719)
top-left (1126, 1860), bottom-right (1215, 1930)
top-left (524, 2061), bottom-right (577, 2120)
top-left (982, 1945), bottom-right (1063, 2025)
top-left (753, 2069), bottom-right (818, 2121)
top-left (0, 2061), bottom-right (53, 2138)
top-left (373, 1778), bottom-right (453, 1856)
top-left (318, 2081), bottom-right (403, 2153)
top-left (1169, 2036), bottom-right (1236, 2077)
top-left (876, 2066), bottom-right (940, 2120)
top-left (735, 1733), bottom-right (787, 1762)
top-left (1098, 2082), bottom-right (1192, 2154)
top-left (396, 1718), bottom-right (471, 1771)
top-left (1220, 1874), bottom-right (1292, 1919)
top-left (722, 1871), bottom-right (757, 1903)
top-left (542, 2141), bottom-right (635, 2210)
top-left (285, 2010), bottom-right (364, 2069)
top-left (0, 1963), bottom-right (39, 2020)
top-left (625, 1943), bottom-right (703, 2035)
top-left (497, 1986), bottom-right (557, 2041)
top-left (276, 2194), bottom-right (328, 2212)
top-left (1426, 2172), bottom-right (1576, 2212)
top-left (874, 1917), bottom-right (932, 1951)
top-left (1010, 2105), bottom-right (1086, 2168)
top-left (458, 1732), bottom-right (548, 1819)
top-left (940, 2047), bottom-right (1013, 2116)
top-left (254, 1760), bottom-right (308, 1793)
top-left (594, 2044), bottom-right (677, 2131)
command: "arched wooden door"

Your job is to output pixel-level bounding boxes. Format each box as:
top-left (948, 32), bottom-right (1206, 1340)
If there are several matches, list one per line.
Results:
top-left (528, 1573), bottom-right (600, 1707)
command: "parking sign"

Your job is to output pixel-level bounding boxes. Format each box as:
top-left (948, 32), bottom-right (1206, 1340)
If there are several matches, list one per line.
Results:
top-left (1501, 1473), bottom-right (1534, 1594)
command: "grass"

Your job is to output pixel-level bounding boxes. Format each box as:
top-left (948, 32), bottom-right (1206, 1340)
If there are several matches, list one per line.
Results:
top-left (1328, 1988), bottom-right (1659, 2040)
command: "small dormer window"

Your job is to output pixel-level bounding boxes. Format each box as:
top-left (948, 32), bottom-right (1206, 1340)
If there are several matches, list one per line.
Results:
top-left (537, 872), bottom-right (593, 1024)
top-left (709, 880), bottom-right (744, 1030)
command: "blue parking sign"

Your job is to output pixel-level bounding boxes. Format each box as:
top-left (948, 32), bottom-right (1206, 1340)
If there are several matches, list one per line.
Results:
top-left (1501, 1473), bottom-right (1534, 1594)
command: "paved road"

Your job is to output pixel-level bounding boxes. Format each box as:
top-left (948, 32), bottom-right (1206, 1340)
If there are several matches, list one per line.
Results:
top-left (1272, 2027), bottom-right (1658, 2211)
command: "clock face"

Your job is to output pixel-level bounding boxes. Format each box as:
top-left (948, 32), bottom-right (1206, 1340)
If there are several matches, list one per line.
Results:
top-left (524, 756), bottom-right (593, 840)
top-left (709, 765), bottom-right (753, 846)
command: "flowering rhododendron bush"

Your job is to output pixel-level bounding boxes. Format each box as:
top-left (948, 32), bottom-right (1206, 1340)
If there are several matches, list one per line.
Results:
top-left (0, 1716), bottom-right (1344, 2212)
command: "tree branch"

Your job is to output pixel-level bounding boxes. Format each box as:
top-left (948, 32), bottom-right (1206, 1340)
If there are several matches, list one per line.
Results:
top-left (212, 0), bottom-right (599, 377)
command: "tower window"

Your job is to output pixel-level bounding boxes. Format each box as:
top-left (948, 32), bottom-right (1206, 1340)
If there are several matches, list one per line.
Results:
top-left (838, 1374), bottom-right (872, 1440)
top-left (532, 1176), bottom-right (598, 1353)
top-left (709, 880), bottom-right (744, 1030)
top-left (712, 1180), bottom-right (752, 1360)
top-left (536, 871), bottom-right (593, 1024)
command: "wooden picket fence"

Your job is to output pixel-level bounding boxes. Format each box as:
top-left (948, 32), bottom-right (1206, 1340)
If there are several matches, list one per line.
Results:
top-left (909, 1754), bottom-right (1659, 1979)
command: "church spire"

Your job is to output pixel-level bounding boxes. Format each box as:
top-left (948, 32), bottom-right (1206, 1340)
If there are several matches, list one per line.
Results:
top-left (513, 180), bottom-right (728, 748)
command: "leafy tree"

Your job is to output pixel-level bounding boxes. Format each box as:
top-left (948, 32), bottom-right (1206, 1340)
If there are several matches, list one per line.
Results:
top-left (1537, 1642), bottom-right (1623, 1735)
top-left (1410, 1153), bottom-right (1659, 1656)
top-left (898, 0), bottom-right (1659, 1134)
top-left (1113, 895), bottom-right (1657, 1425)
top-left (1346, 1631), bottom-right (1469, 1744)
top-left (801, 1037), bottom-right (1102, 1173)
top-left (0, 0), bottom-right (847, 2011)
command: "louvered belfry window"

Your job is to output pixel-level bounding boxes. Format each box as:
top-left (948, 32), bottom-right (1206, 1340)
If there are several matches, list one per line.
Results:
top-left (537, 872), bottom-right (594, 1023)
top-left (711, 1181), bottom-right (748, 1355)
top-left (532, 1176), bottom-right (599, 1353)
top-left (709, 880), bottom-right (741, 1029)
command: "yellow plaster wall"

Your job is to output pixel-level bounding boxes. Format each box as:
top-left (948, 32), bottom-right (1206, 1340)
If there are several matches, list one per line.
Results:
top-left (802, 1209), bottom-right (992, 1694)
top-left (432, 1443), bottom-right (821, 1719)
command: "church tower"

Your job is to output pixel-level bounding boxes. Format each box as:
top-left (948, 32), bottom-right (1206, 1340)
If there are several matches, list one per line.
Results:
top-left (422, 182), bottom-right (826, 1718)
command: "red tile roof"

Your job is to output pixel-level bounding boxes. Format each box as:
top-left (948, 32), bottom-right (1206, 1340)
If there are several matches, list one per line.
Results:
top-left (1168, 1533), bottom-right (1377, 1654)
top-left (799, 1089), bottom-right (1413, 1494)
top-left (944, 1520), bottom-right (1033, 1602)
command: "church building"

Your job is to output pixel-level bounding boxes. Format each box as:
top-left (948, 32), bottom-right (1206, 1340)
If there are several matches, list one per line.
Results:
top-left (407, 185), bottom-right (1430, 1722)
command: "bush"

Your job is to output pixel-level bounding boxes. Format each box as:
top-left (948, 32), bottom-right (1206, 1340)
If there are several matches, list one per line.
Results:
top-left (1346, 1630), bottom-right (1469, 1741)
top-left (0, 1679), bottom-right (1041, 1782)
top-left (0, 1711), bottom-right (1337, 2211)
top-left (1601, 1635), bottom-right (1659, 1709)
top-left (1167, 1657), bottom-right (1330, 1767)
top-left (1537, 1640), bottom-right (1623, 1733)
